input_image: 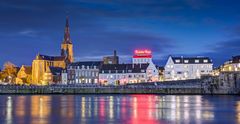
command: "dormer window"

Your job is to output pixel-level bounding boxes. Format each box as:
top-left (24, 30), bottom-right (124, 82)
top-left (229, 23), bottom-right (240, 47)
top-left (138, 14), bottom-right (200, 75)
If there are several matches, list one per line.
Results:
top-left (203, 59), bottom-right (208, 63)
top-left (175, 59), bottom-right (180, 63)
top-left (195, 60), bottom-right (199, 63)
top-left (184, 60), bottom-right (189, 63)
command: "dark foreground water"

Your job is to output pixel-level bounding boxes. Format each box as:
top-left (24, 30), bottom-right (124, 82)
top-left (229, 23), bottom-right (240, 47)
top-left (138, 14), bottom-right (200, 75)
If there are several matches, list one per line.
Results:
top-left (0, 95), bottom-right (239, 124)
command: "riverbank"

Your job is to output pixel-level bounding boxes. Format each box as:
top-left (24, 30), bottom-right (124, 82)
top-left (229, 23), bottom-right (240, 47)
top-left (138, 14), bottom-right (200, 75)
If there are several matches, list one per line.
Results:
top-left (1, 77), bottom-right (239, 95)
top-left (0, 85), bottom-right (236, 95)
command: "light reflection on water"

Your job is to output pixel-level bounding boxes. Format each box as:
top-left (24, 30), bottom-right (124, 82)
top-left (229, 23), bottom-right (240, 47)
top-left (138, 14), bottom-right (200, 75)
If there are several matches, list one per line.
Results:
top-left (0, 95), bottom-right (239, 124)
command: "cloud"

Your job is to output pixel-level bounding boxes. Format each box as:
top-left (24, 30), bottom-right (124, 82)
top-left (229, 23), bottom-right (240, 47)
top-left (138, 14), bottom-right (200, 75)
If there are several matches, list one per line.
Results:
top-left (18, 30), bottom-right (38, 37)
top-left (201, 39), bottom-right (240, 66)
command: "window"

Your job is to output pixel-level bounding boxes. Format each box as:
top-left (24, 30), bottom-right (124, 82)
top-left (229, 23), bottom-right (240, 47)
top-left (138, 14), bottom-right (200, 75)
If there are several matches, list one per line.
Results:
top-left (203, 59), bottom-right (208, 63)
top-left (184, 60), bottom-right (189, 63)
top-left (177, 72), bottom-right (182, 74)
top-left (195, 60), bottom-right (199, 63)
top-left (175, 59), bottom-right (180, 63)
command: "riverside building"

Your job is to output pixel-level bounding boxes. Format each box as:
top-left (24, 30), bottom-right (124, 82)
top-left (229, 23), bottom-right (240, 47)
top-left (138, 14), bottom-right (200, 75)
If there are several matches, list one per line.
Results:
top-left (99, 64), bottom-right (151, 85)
top-left (62, 61), bottom-right (102, 85)
top-left (220, 55), bottom-right (240, 72)
top-left (164, 56), bottom-right (213, 81)
top-left (32, 17), bottom-right (74, 85)
top-left (99, 50), bottom-right (159, 85)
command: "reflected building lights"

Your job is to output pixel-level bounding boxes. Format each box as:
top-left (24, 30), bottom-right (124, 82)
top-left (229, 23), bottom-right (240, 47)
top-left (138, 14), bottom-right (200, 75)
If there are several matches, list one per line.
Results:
top-left (133, 97), bottom-right (138, 119)
top-left (236, 101), bottom-right (240, 123)
top-left (94, 97), bottom-right (98, 117)
top-left (81, 97), bottom-right (86, 118)
top-left (1, 95), bottom-right (236, 124)
top-left (109, 96), bottom-right (114, 119)
top-left (99, 97), bottom-right (105, 118)
top-left (16, 96), bottom-right (26, 117)
top-left (6, 96), bottom-right (12, 124)
top-left (87, 97), bottom-right (92, 118)
top-left (60, 96), bottom-right (67, 118)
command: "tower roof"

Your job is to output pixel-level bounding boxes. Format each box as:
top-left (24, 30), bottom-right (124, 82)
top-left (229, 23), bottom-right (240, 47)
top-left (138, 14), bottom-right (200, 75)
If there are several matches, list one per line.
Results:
top-left (62, 16), bottom-right (72, 44)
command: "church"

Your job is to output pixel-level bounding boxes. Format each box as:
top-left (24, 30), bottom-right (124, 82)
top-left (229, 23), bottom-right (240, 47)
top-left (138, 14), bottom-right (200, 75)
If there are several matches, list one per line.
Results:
top-left (32, 17), bottom-right (74, 85)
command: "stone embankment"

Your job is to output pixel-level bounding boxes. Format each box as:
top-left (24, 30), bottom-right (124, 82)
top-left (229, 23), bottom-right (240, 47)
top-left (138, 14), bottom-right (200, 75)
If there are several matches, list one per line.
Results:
top-left (0, 80), bottom-right (202, 94)
top-left (201, 72), bottom-right (240, 94)
top-left (0, 75), bottom-right (239, 95)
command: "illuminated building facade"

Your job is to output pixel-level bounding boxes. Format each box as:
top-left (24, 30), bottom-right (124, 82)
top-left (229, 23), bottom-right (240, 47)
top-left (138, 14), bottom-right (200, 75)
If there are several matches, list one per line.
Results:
top-left (32, 55), bottom-right (66, 85)
top-left (32, 17), bottom-right (74, 85)
top-left (99, 50), bottom-right (159, 85)
top-left (220, 56), bottom-right (240, 72)
top-left (16, 65), bottom-right (32, 84)
top-left (99, 64), bottom-right (150, 85)
top-left (132, 50), bottom-right (153, 64)
top-left (62, 61), bottom-right (102, 84)
top-left (164, 56), bottom-right (213, 81)
top-left (133, 49), bottom-right (159, 81)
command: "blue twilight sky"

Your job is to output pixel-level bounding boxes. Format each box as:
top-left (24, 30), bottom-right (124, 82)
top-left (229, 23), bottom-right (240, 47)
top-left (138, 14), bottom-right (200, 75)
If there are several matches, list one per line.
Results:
top-left (0, 0), bottom-right (240, 68)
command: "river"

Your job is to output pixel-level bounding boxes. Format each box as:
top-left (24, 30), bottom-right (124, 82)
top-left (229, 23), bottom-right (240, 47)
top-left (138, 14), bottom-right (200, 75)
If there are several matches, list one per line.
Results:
top-left (0, 95), bottom-right (239, 124)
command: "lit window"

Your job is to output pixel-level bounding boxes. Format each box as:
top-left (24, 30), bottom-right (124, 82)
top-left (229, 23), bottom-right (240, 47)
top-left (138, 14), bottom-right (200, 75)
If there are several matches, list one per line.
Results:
top-left (175, 59), bottom-right (180, 63)
top-left (195, 60), bottom-right (199, 63)
top-left (203, 59), bottom-right (208, 63)
top-left (184, 60), bottom-right (189, 63)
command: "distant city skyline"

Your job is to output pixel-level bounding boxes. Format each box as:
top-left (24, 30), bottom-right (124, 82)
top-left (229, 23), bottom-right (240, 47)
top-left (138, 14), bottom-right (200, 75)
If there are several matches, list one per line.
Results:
top-left (1, 0), bottom-right (240, 67)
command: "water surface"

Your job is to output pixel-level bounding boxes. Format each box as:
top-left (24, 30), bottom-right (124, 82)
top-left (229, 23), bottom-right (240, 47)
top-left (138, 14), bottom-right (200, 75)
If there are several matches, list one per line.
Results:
top-left (0, 95), bottom-right (239, 124)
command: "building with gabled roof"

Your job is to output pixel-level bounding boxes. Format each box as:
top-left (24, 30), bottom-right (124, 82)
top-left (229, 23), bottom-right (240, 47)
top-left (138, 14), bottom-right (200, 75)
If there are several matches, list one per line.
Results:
top-left (164, 56), bottom-right (213, 81)
top-left (99, 63), bottom-right (159, 85)
top-left (16, 65), bottom-right (32, 84)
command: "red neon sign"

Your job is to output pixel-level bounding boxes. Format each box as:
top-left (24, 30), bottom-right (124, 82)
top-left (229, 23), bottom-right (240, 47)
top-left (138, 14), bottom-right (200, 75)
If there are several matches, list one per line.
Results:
top-left (133, 49), bottom-right (152, 58)
top-left (134, 50), bottom-right (152, 55)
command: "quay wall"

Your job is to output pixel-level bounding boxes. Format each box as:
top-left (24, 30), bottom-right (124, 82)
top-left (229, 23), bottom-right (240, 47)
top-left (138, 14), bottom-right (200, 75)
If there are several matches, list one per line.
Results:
top-left (0, 86), bottom-right (202, 94)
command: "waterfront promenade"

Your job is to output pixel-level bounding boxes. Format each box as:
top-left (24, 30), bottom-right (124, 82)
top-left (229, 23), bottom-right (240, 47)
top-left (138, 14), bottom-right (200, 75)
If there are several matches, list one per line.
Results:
top-left (0, 80), bottom-right (203, 94)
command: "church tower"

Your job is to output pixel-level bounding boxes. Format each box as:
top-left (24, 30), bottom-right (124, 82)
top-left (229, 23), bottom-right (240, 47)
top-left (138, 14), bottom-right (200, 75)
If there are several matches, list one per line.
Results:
top-left (61, 16), bottom-right (74, 63)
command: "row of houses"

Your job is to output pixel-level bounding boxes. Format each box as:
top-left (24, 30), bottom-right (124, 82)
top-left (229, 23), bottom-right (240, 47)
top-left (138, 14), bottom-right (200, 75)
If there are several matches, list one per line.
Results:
top-left (61, 50), bottom-right (160, 85)
top-left (60, 50), bottom-right (214, 85)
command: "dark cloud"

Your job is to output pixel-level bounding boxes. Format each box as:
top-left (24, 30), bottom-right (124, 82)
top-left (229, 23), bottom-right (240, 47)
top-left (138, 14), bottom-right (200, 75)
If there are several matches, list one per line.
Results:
top-left (202, 39), bottom-right (240, 66)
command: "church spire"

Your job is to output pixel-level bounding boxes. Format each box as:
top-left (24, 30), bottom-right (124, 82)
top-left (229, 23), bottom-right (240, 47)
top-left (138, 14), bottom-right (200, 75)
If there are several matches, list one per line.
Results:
top-left (62, 16), bottom-right (72, 44)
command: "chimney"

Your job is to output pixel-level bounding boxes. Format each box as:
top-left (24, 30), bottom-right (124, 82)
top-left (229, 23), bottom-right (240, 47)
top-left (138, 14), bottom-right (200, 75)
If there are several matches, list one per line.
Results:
top-left (114, 50), bottom-right (117, 57)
